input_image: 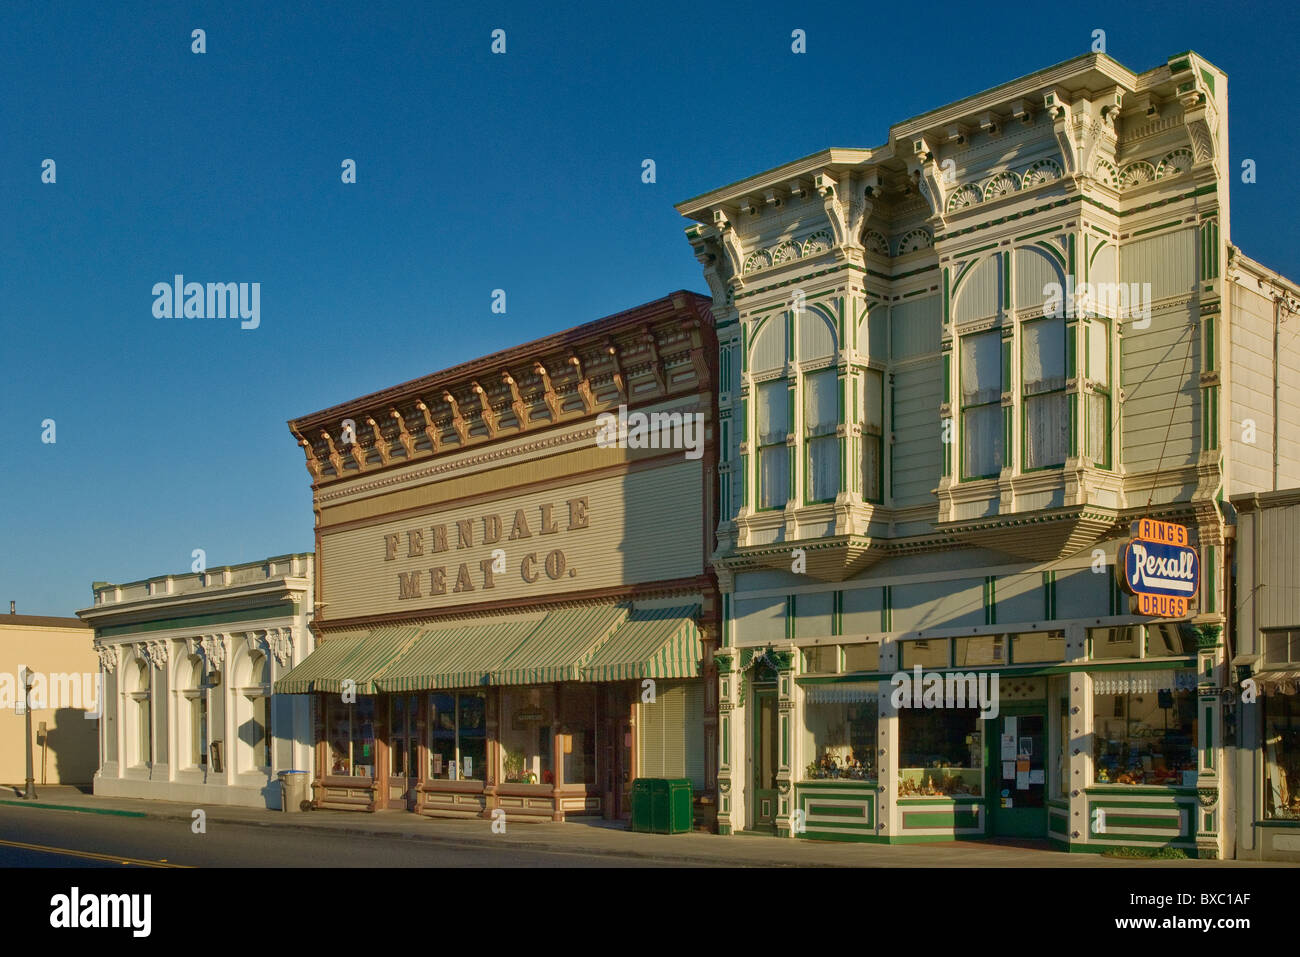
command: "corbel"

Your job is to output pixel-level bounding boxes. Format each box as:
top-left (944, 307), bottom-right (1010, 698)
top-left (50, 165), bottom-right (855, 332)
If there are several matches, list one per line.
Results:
top-left (814, 170), bottom-right (865, 253)
top-left (364, 416), bottom-right (392, 465)
top-left (945, 122), bottom-right (972, 145)
top-left (763, 187), bottom-right (785, 209)
top-left (738, 195), bottom-right (761, 217)
top-left (640, 326), bottom-right (667, 394)
top-left (470, 380), bottom-right (499, 438)
top-left (319, 429), bottom-right (343, 474)
top-left (567, 355), bottom-right (594, 414)
top-left (688, 230), bottom-right (734, 305)
top-left (1009, 98), bottom-right (1034, 125)
top-left (907, 135), bottom-right (946, 218)
top-left (442, 390), bottom-right (470, 444)
top-left (711, 209), bottom-right (746, 279)
top-left (787, 178), bottom-right (812, 199)
top-left (604, 339), bottom-right (627, 401)
top-left (291, 428), bottom-right (322, 480)
top-left (533, 362), bottom-right (563, 421)
top-left (413, 398), bottom-right (443, 454)
top-left (347, 429), bottom-right (370, 472)
top-left (389, 407), bottom-right (417, 457)
top-left (1044, 90), bottom-right (1076, 175)
top-left (978, 111), bottom-right (1001, 136)
top-left (502, 371), bottom-right (530, 429)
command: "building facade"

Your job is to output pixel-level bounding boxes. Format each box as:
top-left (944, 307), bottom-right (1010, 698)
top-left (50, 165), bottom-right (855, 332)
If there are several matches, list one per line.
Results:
top-left (77, 555), bottom-right (315, 808)
top-left (1, 611), bottom-right (97, 787)
top-left (278, 292), bottom-right (721, 823)
top-left (677, 51), bottom-right (1299, 856)
top-left (1231, 486), bottom-right (1300, 862)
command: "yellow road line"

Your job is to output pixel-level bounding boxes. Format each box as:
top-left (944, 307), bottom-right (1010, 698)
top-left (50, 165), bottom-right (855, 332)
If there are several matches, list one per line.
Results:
top-left (0, 838), bottom-right (191, 868)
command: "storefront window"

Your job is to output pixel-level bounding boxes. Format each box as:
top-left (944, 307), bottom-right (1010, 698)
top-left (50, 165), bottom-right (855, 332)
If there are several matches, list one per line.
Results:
top-left (900, 639), bottom-right (950, 669)
top-left (1263, 690), bottom-right (1300, 820)
top-left (802, 646), bottom-right (837, 674)
top-left (1089, 624), bottom-right (1193, 660)
top-left (897, 709), bottom-right (983, 797)
top-left (327, 697), bottom-right (376, 777)
top-left (841, 643), bottom-right (879, 673)
top-left (1012, 631), bottom-right (1066, 664)
top-left (802, 688), bottom-right (877, 780)
top-left (1092, 674), bottom-right (1196, 785)
top-left (560, 685), bottom-right (597, 786)
top-left (501, 686), bottom-right (555, 784)
top-left (427, 691), bottom-right (486, 781)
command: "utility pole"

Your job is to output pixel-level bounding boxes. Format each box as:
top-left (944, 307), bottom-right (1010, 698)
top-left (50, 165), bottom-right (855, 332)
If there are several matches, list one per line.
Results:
top-left (21, 666), bottom-right (37, 800)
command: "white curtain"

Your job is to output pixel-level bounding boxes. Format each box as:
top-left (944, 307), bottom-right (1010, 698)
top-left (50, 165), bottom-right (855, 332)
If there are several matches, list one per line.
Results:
top-left (756, 380), bottom-right (789, 444)
top-left (862, 368), bottom-right (883, 430)
top-left (1088, 320), bottom-right (1109, 386)
top-left (1026, 392), bottom-right (1069, 468)
top-left (809, 436), bottom-right (839, 501)
top-left (961, 331), bottom-right (1001, 405)
top-left (760, 445), bottom-right (789, 508)
top-left (1023, 317), bottom-right (1066, 393)
top-left (1086, 391), bottom-right (1109, 464)
top-left (804, 369), bottom-right (838, 436)
top-left (962, 404), bottom-right (1003, 477)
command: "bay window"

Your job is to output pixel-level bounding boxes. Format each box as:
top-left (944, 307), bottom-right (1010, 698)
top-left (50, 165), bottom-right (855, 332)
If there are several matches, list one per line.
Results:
top-left (960, 330), bottom-right (1003, 478)
top-left (756, 380), bottom-right (790, 508)
top-left (805, 369), bottom-right (839, 502)
top-left (1023, 317), bottom-right (1068, 469)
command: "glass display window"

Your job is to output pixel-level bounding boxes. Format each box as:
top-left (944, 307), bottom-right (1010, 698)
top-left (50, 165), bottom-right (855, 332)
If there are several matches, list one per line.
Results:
top-left (327, 696), bottom-right (376, 777)
top-left (801, 689), bottom-right (878, 780)
top-left (1263, 691), bottom-right (1300, 820)
top-left (897, 708), bottom-right (983, 797)
top-left (559, 685), bottom-right (597, 786)
top-left (427, 691), bottom-right (487, 781)
top-left (500, 686), bottom-right (556, 784)
top-left (1092, 677), bottom-right (1196, 786)
top-left (802, 645), bottom-right (837, 675)
top-left (841, 643), bottom-right (879, 674)
top-left (1145, 623), bottom-right (1194, 657)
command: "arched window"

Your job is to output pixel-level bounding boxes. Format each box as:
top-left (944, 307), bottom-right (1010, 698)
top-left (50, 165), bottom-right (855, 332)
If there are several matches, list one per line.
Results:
top-left (181, 655), bottom-right (207, 769)
top-left (127, 657), bottom-right (152, 767)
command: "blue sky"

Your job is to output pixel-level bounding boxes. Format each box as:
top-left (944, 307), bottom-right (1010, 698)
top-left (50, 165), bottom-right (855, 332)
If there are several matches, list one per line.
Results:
top-left (3, 0), bottom-right (1297, 616)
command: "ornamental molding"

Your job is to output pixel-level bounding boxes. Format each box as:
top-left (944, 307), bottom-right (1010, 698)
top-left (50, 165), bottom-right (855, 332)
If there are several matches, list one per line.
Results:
top-left (199, 634), bottom-right (227, 668)
top-left (943, 157), bottom-right (1064, 215)
top-left (95, 643), bottom-right (120, 673)
top-left (141, 639), bottom-right (170, 669)
top-left (267, 627), bottom-right (294, 666)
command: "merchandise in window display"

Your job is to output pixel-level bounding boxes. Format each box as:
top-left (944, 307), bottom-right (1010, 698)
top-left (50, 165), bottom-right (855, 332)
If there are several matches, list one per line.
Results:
top-left (804, 746), bottom-right (875, 780)
top-left (897, 765), bottom-right (983, 797)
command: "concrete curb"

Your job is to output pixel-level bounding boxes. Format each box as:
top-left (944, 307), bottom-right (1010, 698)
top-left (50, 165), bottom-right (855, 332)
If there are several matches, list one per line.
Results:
top-left (0, 799), bottom-right (145, 818)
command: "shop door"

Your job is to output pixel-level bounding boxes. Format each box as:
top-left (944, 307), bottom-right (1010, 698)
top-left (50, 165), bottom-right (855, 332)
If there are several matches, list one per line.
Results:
top-left (752, 686), bottom-right (779, 831)
top-left (387, 695), bottom-right (419, 810)
top-left (991, 709), bottom-right (1047, 838)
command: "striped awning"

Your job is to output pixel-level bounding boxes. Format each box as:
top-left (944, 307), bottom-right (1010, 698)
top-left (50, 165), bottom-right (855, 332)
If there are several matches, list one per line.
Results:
top-left (803, 682), bottom-right (880, 704)
top-left (580, 605), bottom-right (701, 682)
top-left (273, 626), bottom-right (422, 695)
top-left (375, 617), bottom-right (541, 692)
top-left (1255, 670), bottom-right (1300, 693)
top-left (491, 604), bottom-right (627, 686)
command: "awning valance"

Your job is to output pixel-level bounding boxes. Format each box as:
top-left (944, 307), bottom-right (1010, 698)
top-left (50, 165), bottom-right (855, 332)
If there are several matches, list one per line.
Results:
top-left (580, 605), bottom-right (701, 682)
top-left (1255, 670), bottom-right (1300, 694)
top-left (273, 626), bottom-right (422, 695)
top-left (1091, 669), bottom-right (1197, 695)
top-left (803, 683), bottom-right (880, 704)
top-left (375, 617), bottom-right (541, 692)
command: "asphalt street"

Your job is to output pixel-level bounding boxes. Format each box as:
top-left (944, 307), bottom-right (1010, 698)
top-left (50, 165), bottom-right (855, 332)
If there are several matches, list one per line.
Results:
top-left (0, 805), bottom-right (699, 868)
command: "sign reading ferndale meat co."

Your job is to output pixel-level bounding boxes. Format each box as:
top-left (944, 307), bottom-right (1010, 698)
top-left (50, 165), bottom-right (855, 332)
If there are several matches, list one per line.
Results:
top-left (1118, 518), bottom-right (1199, 618)
top-left (383, 497), bottom-right (589, 601)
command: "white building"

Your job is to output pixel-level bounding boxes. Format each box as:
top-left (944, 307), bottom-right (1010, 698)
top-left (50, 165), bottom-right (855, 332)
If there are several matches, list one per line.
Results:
top-left (77, 554), bottom-right (315, 808)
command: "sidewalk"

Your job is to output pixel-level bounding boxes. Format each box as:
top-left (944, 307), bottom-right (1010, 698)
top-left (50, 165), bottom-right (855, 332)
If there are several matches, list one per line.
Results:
top-left (0, 785), bottom-right (1273, 867)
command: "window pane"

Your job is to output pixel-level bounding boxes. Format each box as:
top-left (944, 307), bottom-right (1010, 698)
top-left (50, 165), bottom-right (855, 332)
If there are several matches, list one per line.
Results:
top-left (1146, 623), bottom-right (1193, 657)
top-left (1089, 321), bottom-right (1109, 386)
top-left (962, 404), bottom-right (1003, 477)
top-left (804, 369), bottom-right (838, 436)
top-left (863, 369), bottom-right (884, 430)
top-left (954, 635), bottom-right (1005, 666)
top-left (1086, 391), bottom-right (1109, 465)
top-left (1025, 392), bottom-right (1068, 468)
top-left (501, 686), bottom-right (556, 784)
top-left (1011, 631), bottom-right (1066, 663)
top-left (458, 692), bottom-right (487, 781)
top-left (756, 380), bottom-right (789, 444)
top-left (1090, 626), bottom-right (1141, 659)
top-left (862, 434), bottom-right (882, 501)
top-left (900, 639), bottom-right (950, 669)
top-left (329, 699), bottom-right (352, 775)
top-left (960, 331), bottom-right (1001, 405)
top-left (1263, 692), bottom-right (1300, 819)
top-left (428, 693), bottom-right (456, 778)
top-left (898, 709), bottom-right (983, 796)
top-left (559, 685), bottom-right (596, 786)
top-left (842, 644), bottom-right (880, 673)
top-left (759, 444), bottom-right (789, 508)
top-left (1266, 632), bottom-right (1290, 665)
top-left (803, 702), bottom-right (878, 780)
top-left (1093, 686), bottom-right (1197, 785)
top-left (808, 435), bottom-right (839, 501)
top-left (1023, 318), bottom-right (1066, 393)
top-left (802, 646), bottom-right (837, 674)
top-left (354, 697), bottom-right (375, 777)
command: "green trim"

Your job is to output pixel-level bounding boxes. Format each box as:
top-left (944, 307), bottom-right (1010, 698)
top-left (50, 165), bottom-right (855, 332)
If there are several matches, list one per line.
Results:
top-left (1130, 219), bottom-right (1184, 238)
top-left (96, 602), bottom-right (296, 638)
top-left (881, 585), bottom-right (892, 632)
top-left (0, 800), bottom-right (146, 818)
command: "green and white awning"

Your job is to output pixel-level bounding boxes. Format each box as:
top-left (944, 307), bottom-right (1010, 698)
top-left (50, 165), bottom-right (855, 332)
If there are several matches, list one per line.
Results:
top-left (273, 626), bottom-right (422, 695)
top-left (491, 604), bottom-right (627, 686)
top-left (580, 605), bottom-right (701, 682)
top-left (376, 617), bottom-right (542, 692)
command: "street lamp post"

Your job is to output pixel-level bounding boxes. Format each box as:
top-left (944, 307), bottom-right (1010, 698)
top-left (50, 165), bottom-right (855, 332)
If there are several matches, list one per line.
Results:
top-left (21, 666), bottom-right (37, 800)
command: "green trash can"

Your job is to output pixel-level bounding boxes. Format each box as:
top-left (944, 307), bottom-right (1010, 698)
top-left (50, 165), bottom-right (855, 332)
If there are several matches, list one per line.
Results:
top-left (632, 778), bottom-right (693, 834)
